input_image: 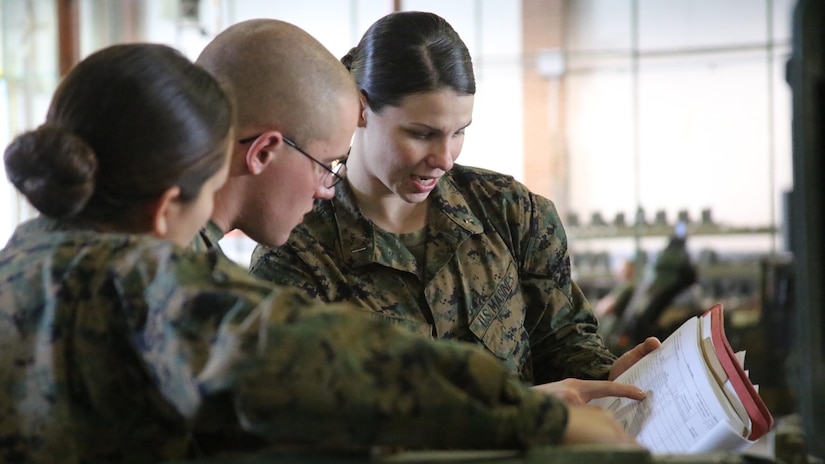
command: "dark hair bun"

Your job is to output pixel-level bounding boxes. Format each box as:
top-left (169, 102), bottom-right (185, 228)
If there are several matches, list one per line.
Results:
top-left (341, 47), bottom-right (358, 70)
top-left (3, 125), bottom-right (97, 218)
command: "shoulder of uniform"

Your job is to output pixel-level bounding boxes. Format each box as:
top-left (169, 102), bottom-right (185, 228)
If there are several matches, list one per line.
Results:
top-left (444, 165), bottom-right (529, 205)
top-left (447, 164), bottom-right (519, 189)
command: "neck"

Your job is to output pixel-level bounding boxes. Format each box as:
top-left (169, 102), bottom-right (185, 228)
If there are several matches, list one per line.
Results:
top-left (209, 180), bottom-right (242, 234)
top-left (357, 190), bottom-right (428, 234)
top-left (346, 148), bottom-right (428, 234)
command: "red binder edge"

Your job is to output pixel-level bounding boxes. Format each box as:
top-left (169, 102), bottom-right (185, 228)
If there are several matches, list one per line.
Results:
top-left (705, 303), bottom-right (774, 440)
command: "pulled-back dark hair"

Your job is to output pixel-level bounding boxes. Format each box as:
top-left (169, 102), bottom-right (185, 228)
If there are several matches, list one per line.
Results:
top-left (341, 11), bottom-right (476, 113)
top-left (3, 43), bottom-right (232, 223)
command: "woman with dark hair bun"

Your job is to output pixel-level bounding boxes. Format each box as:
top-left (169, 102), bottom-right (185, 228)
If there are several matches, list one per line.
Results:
top-left (252, 11), bottom-right (659, 445)
top-left (0, 43), bottom-right (234, 462)
top-left (339, 11), bottom-right (476, 113)
top-left (4, 44), bottom-right (231, 243)
top-left (0, 39), bottom-right (635, 462)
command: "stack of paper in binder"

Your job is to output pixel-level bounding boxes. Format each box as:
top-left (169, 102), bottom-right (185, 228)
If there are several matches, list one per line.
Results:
top-left (590, 304), bottom-right (773, 454)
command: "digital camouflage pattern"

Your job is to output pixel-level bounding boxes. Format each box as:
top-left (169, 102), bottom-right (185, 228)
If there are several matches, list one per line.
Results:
top-left (251, 164), bottom-right (617, 385)
top-left (189, 218), bottom-right (225, 253)
top-left (0, 217), bottom-right (569, 463)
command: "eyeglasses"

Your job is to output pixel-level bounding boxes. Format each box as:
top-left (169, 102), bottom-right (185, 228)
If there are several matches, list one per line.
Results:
top-left (239, 133), bottom-right (348, 188)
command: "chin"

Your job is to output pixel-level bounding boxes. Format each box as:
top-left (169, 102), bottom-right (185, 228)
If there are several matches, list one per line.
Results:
top-left (272, 235), bottom-right (290, 247)
top-left (257, 231), bottom-right (287, 248)
top-left (403, 192), bottom-right (431, 204)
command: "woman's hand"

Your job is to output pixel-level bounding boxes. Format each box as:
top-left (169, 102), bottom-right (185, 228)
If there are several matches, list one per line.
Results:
top-left (609, 337), bottom-right (661, 381)
top-left (531, 378), bottom-right (646, 405)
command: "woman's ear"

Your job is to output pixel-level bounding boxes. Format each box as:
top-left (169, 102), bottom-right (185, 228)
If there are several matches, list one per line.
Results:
top-left (150, 186), bottom-right (182, 238)
top-left (358, 92), bottom-right (369, 128)
top-left (245, 131), bottom-right (282, 175)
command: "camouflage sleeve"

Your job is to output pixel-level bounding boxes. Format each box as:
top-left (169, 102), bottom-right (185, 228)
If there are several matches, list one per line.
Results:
top-left (516, 190), bottom-right (616, 383)
top-left (203, 299), bottom-right (569, 449)
top-left (115, 244), bottom-right (569, 450)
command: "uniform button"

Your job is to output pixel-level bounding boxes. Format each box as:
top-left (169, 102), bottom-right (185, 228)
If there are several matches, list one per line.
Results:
top-left (212, 271), bottom-right (228, 283)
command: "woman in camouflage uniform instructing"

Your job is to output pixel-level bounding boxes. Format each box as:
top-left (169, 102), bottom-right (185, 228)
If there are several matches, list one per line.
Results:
top-left (251, 11), bottom-right (658, 394)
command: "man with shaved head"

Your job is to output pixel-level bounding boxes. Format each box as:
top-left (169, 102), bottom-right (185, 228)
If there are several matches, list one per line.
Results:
top-left (193, 18), bottom-right (358, 250)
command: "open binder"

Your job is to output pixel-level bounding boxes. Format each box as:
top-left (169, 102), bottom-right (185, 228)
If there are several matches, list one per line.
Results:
top-left (590, 304), bottom-right (773, 454)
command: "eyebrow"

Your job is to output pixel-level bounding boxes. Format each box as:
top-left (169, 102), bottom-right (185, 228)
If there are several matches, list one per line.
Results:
top-left (407, 120), bottom-right (473, 133)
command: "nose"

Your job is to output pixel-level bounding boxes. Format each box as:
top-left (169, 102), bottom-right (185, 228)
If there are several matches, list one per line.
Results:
top-left (427, 141), bottom-right (455, 172)
top-left (314, 183), bottom-right (336, 200)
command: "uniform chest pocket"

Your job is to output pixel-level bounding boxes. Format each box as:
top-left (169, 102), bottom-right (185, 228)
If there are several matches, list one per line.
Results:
top-left (467, 262), bottom-right (529, 371)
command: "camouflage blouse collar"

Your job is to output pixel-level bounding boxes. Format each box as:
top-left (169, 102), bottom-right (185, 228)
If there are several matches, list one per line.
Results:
top-left (4, 216), bottom-right (158, 252)
top-left (428, 171), bottom-right (485, 235)
top-left (332, 170), bottom-right (484, 265)
top-left (5, 216), bottom-right (81, 247)
top-left (196, 219), bottom-right (226, 252)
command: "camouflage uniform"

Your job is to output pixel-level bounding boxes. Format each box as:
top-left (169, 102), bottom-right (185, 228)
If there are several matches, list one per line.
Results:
top-left (251, 165), bottom-right (616, 385)
top-left (0, 217), bottom-right (569, 463)
top-left (189, 219), bottom-right (225, 253)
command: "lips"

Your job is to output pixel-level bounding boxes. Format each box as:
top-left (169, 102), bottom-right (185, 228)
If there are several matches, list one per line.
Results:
top-left (413, 175), bottom-right (437, 185)
top-left (409, 174), bottom-right (440, 194)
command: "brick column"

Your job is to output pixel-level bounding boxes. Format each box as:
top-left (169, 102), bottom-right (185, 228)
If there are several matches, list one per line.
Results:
top-left (57, 0), bottom-right (80, 76)
top-left (522, 0), bottom-right (568, 217)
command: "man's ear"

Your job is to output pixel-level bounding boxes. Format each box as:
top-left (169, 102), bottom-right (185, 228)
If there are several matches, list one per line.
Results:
top-left (245, 131), bottom-right (283, 175)
top-left (151, 186), bottom-right (182, 238)
top-left (358, 91), bottom-right (369, 128)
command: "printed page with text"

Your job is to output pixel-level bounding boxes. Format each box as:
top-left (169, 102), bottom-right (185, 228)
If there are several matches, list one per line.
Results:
top-left (590, 312), bottom-right (756, 454)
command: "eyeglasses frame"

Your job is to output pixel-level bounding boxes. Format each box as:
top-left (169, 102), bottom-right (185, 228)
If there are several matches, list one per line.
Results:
top-left (238, 133), bottom-right (347, 188)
